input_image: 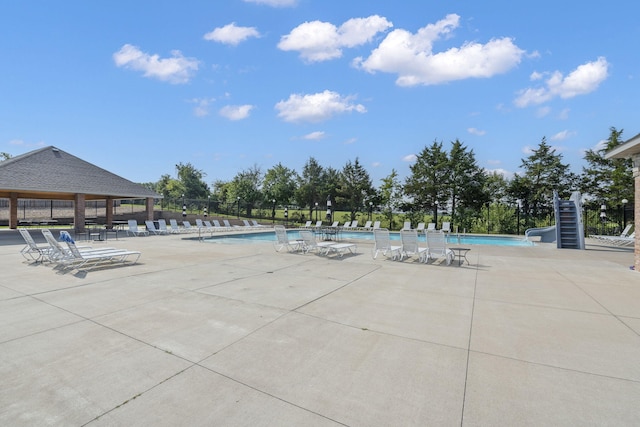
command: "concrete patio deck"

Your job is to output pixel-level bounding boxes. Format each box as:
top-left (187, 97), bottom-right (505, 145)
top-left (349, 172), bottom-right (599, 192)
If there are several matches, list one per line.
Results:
top-left (1, 228), bottom-right (639, 426)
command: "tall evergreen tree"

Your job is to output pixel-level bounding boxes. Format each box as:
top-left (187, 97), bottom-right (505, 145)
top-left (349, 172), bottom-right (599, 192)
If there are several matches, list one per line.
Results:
top-left (448, 139), bottom-right (488, 225)
top-left (339, 158), bottom-right (374, 221)
top-left (296, 157), bottom-right (324, 220)
top-left (379, 169), bottom-right (403, 229)
top-left (404, 141), bottom-right (449, 224)
top-left (580, 127), bottom-right (633, 208)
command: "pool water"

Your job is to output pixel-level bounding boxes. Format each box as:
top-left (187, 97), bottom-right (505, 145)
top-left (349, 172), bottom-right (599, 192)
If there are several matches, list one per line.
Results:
top-left (203, 230), bottom-right (534, 247)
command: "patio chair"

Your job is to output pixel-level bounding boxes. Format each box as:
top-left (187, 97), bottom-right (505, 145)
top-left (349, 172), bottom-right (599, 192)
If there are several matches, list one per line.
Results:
top-left (182, 221), bottom-right (198, 233)
top-left (425, 230), bottom-right (454, 265)
top-left (212, 219), bottom-right (229, 231)
top-left (145, 220), bottom-right (167, 235)
top-left (273, 225), bottom-right (303, 252)
top-left (168, 219), bottom-right (182, 234)
top-left (372, 228), bottom-right (401, 260)
top-left (427, 223), bottom-right (436, 231)
top-left (441, 222), bottom-right (451, 233)
top-left (298, 230), bottom-right (337, 255)
top-left (300, 221), bottom-right (312, 228)
top-left (157, 219), bottom-right (171, 235)
top-left (372, 221), bottom-right (381, 230)
top-left (591, 224), bottom-right (633, 241)
top-left (251, 220), bottom-right (268, 228)
top-left (416, 222), bottom-right (426, 231)
top-left (341, 221), bottom-right (351, 229)
top-left (59, 231), bottom-right (140, 269)
top-left (223, 219), bottom-right (241, 230)
top-left (127, 219), bottom-right (149, 237)
top-left (400, 229), bottom-right (427, 262)
top-left (41, 230), bottom-right (115, 263)
top-left (18, 228), bottom-right (51, 262)
top-left (402, 221), bottom-right (412, 230)
top-left (361, 220), bottom-right (373, 230)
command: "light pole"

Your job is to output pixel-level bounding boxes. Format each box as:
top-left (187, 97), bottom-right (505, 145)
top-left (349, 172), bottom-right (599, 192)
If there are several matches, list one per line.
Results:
top-left (284, 206), bottom-right (288, 226)
top-left (622, 198), bottom-right (628, 229)
top-left (369, 201), bottom-right (373, 222)
top-left (272, 199), bottom-right (276, 224)
top-left (182, 194), bottom-right (186, 218)
top-left (315, 202), bottom-right (319, 222)
top-left (516, 199), bottom-right (522, 235)
top-left (600, 203), bottom-right (607, 235)
top-left (237, 197), bottom-right (240, 218)
top-left (206, 196), bottom-right (210, 218)
top-left (326, 195), bottom-right (332, 223)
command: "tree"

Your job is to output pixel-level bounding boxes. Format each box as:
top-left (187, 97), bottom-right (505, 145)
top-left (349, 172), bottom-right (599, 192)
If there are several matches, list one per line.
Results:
top-left (404, 141), bottom-right (449, 225)
top-left (0, 152), bottom-right (11, 161)
top-left (230, 165), bottom-right (263, 217)
top-left (175, 162), bottom-right (209, 200)
top-left (448, 139), bottom-right (488, 227)
top-left (338, 158), bottom-right (375, 221)
top-left (379, 169), bottom-right (403, 229)
top-left (296, 157), bottom-right (324, 220)
top-left (262, 163), bottom-right (298, 207)
top-left (517, 137), bottom-right (576, 221)
top-left (581, 127), bottom-right (633, 210)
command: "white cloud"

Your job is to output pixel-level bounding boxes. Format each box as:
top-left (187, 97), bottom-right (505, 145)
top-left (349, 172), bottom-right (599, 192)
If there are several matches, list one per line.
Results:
top-left (372, 161), bottom-right (381, 167)
top-left (550, 130), bottom-right (575, 141)
top-left (522, 145), bottom-right (534, 154)
top-left (243, 0), bottom-right (297, 6)
top-left (485, 168), bottom-right (513, 179)
top-left (355, 14), bottom-right (525, 86)
top-left (113, 44), bottom-right (199, 84)
top-left (344, 137), bottom-right (357, 144)
top-left (303, 131), bottom-right (326, 140)
top-left (558, 108), bottom-right (570, 120)
top-left (514, 57), bottom-right (609, 107)
top-left (275, 90), bottom-right (366, 123)
top-left (402, 154), bottom-right (417, 162)
top-left (536, 106), bottom-right (551, 118)
top-left (204, 23), bottom-right (260, 46)
top-left (190, 98), bottom-right (216, 117)
top-left (467, 127), bottom-right (486, 136)
top-left (278, 15), bottom-right (392, 62)
top-left (219, 104), bottom-right (254, 120)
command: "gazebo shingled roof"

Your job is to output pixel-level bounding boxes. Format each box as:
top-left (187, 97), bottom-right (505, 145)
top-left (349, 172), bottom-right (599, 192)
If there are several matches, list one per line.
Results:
top-left (0, 146), bottom-right (159, 200)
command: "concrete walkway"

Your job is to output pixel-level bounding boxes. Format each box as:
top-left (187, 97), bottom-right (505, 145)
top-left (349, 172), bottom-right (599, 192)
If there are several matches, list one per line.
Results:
top-left (1, 229), bottom-right (639, 426)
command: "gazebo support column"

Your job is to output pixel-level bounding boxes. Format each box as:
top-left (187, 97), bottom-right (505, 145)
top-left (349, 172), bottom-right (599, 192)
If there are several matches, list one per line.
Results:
top-left (146, 197), bottom-right (154, 221)
top-left (9, 192), bottom-right (18, 229)
top-left (74, 193), bottom-right (86, 234)
top-left (105, 197), bottom-right (113, 226)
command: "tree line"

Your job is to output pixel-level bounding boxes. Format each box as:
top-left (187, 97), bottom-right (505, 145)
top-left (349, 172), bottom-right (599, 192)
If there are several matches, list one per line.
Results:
top-left (145, 127), bottom-right (633, 233)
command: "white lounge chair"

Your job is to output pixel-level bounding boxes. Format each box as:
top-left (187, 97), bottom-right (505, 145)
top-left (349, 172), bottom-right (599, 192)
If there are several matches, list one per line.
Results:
top-left (59, 231), bottom-right (140, 269)
top-left (416, 222), bottom-right (426, 231)
top-left (157, 219), bottom-right (171, 235)
top-left (299, 230), bottom-right (338, 255)
top-left (361, 220), bottom-right (373, 230)
top-left (18, 228), bottom-right (51, 262)
top-left (127, 219), bottom-right (149, 237)
top-left (300, 221), bottom-right (312, 228)
top-left (182, 221), bottom-right (198, 233)
top-left (402, 221), bottom-right (412, 230)
top-left (341, 221), bottom-right (351, 229)
top-left (212, 219), bottom-right (229, 231)
top-left (427, 223), bottom-right (436, 231)
top-left (273, 225), bottom-right (303, 252)
top-left (350, 220), bottom-right (358, 229)
top-left (425, 230), bottom-right (454, 265)
top-left (223, 219), bottom-right (241, 230)
top-left (251, 220), bottom-right (268, 228)
top-left (441, 222), bottom-right (451, 233)
top-left (146, 220), bottom-right (168, 235)
top-left (372, 221), bottom-right (381, 230)
top-left (168, 219), bottom-right (182, 234)
top-left (400, 229), bottom-right (427, 262)
top-left (372, 228), bottom-right (401, 260)
top-left (41, 230), bottom-right (116, 264)
top-left (591, 224), bottom-right (633, 242)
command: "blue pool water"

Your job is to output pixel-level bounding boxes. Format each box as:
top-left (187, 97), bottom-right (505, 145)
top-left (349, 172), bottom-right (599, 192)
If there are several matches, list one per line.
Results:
top-left (203, 230), bottom-right (534, 246)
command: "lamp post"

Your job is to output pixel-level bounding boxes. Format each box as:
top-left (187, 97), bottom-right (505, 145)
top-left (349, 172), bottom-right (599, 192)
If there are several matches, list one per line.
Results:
top-left (206, 196), bottom-right (210, 218)
top-left (433, 201), bottom-right (438, 228)
top-left (600, 203), bottom-right (607, 235)
top-left (326, 195), bottom-right (332, 222)
top-left (272, 199), bottom-right (276, 224)
top-left (182, 194), bottom-right (186, 218)
top-left (369, 201), bottom-right (373, 222)
top-left (284, 206), bottom-right (288, 226)
top-left (622, 198), bottom-right (628, 229)
top-left (236, 197), bottom-right (240, 218)
top-left (315, 202), bottom-right (319, 222)
top-left (516, 199), bottom-right (522, 235)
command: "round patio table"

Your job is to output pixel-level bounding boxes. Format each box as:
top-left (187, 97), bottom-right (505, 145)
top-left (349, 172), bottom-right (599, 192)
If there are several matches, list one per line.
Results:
top-left (449, 247), bottom-right (471, 266)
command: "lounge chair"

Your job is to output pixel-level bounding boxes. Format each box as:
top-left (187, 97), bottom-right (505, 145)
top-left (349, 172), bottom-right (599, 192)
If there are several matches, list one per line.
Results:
top-left (427, 223), bottom-right (436, 231)
top-left (425, 230), bottom-right (454, 265)
top-left (300, 221), bottom-right (312, 228)
top-left (273, 225), bottom-right (303, 252)
top-left (157, 219), bottom-right (171, 235)
top-left (350, 220), bottom-right (358, 229)
top-left (127, 219), bottom-right (149, 237)
top-left (361, 220), bottom-right (373, 230)
top-left (341, 221), bottom-right (351, 229)
top-left (416, 222), bottom-right (425, 231)
top-left (251, 220), bottom-right (268, 228)
top-left (168, 219), bottom-right (182, 234)
top-left (400, 229), bottom-right (427, 262)
top-left (372, 221), bottom-right (381, 230)
top-left (313, 220), bottom-right (323, 230)
top-left (330, 221), bottom-right (339, 227)
top-left (591, 224), bottom-right (633, 242)
top-left (41, 230), bottom-right (116, 264)
top-left (58, 231), bottom-right (140, 269)
top-left (182, 221), bottom-right (198, 233)
top-left (441, 222), bottom-right (451, 233)
top-left (299, 230), bottom-right (338, 255)
top-left (212, 219), bottom-right (229, 231)
top-left (223, 219), bottom-right (240, 230)
top-left (146, 220), bottom-right (168, 235)
top-left (596, 232), bottom-right (635, 246)
top-left (402, 221), bottom-right (411, 230)
top-left (18, 228), bottom-right (51, 262)
top-left (242, 219), bottom-right (253, 228)
top-left (372, 228), bottom-right (401, 260)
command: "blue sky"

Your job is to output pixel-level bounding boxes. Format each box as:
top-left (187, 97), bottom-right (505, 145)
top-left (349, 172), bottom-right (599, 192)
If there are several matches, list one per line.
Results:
top-left (2, 0), bottom-right (639, 187)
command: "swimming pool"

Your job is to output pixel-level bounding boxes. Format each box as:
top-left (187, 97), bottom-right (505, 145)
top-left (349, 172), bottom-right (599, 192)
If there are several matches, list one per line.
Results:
top-left (203, 230), bottom-right (534, 246)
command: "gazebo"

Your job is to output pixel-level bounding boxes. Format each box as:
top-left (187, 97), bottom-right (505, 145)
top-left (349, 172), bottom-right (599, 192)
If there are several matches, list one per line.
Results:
top-left (0, 146), bottom-right (161, 233)
top-left (605, 132), bottom-right (640, 271)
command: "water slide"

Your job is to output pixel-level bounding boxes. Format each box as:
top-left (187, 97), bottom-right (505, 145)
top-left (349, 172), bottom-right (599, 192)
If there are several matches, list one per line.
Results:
top-left (525, 191), bottom-right (585, 249)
